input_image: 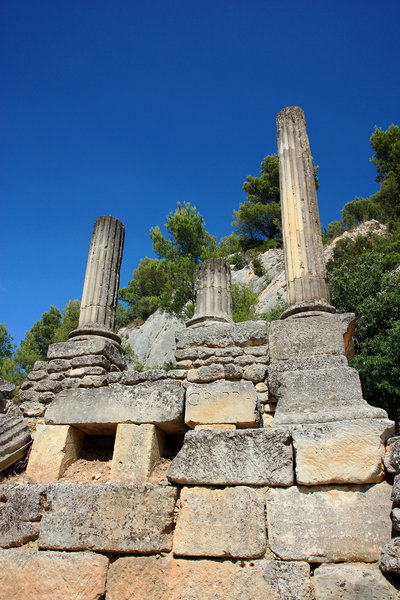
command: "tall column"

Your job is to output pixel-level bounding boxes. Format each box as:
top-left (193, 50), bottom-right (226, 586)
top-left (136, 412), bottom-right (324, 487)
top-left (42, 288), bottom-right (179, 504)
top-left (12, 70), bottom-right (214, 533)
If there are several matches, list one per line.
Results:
top-left (186, 258), bottom-right (232, 327)
top-left (69, 215), bottom-right (125, 343)
top-left (276, 106), bottom-right (335, 318)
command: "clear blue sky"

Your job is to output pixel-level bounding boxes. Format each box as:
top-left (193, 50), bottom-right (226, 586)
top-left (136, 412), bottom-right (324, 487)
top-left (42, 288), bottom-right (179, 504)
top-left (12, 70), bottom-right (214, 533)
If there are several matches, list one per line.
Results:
top-left (1, 0), bottom-right (399, 344)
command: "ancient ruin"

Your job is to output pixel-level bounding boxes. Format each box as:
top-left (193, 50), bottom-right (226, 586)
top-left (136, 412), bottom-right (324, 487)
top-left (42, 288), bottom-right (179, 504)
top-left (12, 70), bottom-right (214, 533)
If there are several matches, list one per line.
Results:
top-left (1, 109), bottom-right (399, 599)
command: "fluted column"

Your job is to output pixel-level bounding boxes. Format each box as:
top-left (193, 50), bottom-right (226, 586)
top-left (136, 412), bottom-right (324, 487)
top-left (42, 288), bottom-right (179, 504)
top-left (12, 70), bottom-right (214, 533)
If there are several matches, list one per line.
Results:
top-left (69, 215), bottom-right (125, 343)
top-left (276, 106), bottom-right (335, 318)
top-left (186, 258), bottom-right (232, 327)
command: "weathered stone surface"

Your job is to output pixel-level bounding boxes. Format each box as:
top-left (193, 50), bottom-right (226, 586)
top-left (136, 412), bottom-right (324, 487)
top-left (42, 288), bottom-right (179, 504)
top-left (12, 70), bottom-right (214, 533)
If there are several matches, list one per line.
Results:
top-left (168, 429), bottom-right (293, 486)
top-left (0, 549), bottom-right (109, 600)
top-left (70, 354), bottom-right (111, 369)
top-left (292, 419), bottom-right (394, 485)
top-left (45, 381), bottom-right (185, 433)
top-left (0, 400), bottom-right (31, 472)
top-left (215, 347), bottom-right (243, 357)
top-left (187, 258), bottom-right (232, 327)
top-left (267, 482), bottom-right (392, 562)
top-left (380, 537), bottom-right (400, 575)
top-left (176, 321), bottom-right (268, 349)
top-left (243, 363), bottom-right (267, 382)
top-left (122, 370), bottom-right (140, 384)
top-left (39, 483), bottom-right (178, 553)
top-left (195, 423), bottom-right (236, 430)
top-left (27, 369), bottom-right (47, 381)
top-left (106, 556), bottom-right (312, 600)
top-left (34, 378), bottom-right (62, 393)
top-left (47, 358), bottom-right (72, 372)
top-left (26, 424), bottom-right (83, 483)
top-left (47, 337), bottom-right (126, 369)
top-left (32, 360), bottom-right (48, 371)
top-left (38, 391), bottom-right (55, 404)
top-left (110, 424), bottom-right (164, 483)
top-left (223, 363), bottom-right (243, 379)
top-left (0, 378), bottom-right (15, 399)
top-left (0, 484), bottom-right (45, 547)
top-left (138, 368), bottom-right (168, 381)
top-left (269, 315), bottom-right (346, 362)
top-left (267, 355), bottom-right (347, 398)
top-left (173, 486), bottom-right (266, 558)
top-left (314, 563), bottom-right (398, 600)
top-left (273, 366), bottom-right (387, 425)
top-left (19, 400), bottom-right (45, 417)
top-left (186, 364), bottom-right (225, 383)
top-left (18, 389), bottom-right (39, 403)
top-left (391, 507), bottom-right (400, 531)
top-left (79, 374), bottom-right (108, 387)
top-left (185, 381), bottom-right (259, 428)
top-left (392, 474), bottom-right (400, 505)
top-left (385, 436), bottom-right (400, 474)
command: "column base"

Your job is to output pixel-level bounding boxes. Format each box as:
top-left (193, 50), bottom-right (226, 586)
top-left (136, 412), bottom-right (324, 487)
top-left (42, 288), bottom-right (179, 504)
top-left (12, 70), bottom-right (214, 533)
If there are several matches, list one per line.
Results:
top-left (281, 302), bottom-right (336, 320)
top-left (69, 324), bottom-right (121, 345)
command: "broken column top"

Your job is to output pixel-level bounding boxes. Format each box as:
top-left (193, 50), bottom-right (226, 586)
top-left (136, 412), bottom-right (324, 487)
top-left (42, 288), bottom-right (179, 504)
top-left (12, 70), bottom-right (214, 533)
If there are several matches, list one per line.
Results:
top-left (69, 215), bottom-right (125, 344)
top-left (186, 258), bottom-right (232, 328)
top-left (276, 106), bottom-right (335, 318)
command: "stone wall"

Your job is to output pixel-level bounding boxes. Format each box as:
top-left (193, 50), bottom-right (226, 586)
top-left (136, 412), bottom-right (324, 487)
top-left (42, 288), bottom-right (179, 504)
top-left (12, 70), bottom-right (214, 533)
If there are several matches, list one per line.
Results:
top-left (1, 316), bottom-right (399, 599)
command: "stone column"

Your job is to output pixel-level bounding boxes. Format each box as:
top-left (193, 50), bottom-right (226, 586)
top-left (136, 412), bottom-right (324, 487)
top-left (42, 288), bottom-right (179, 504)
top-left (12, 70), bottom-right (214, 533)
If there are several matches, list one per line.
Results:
top-left (276, 106), bottom-right (335, 318)
top-left (69, 215), bottom-right (125, 343)
top-left (186, 258), bottom-right (232, 327)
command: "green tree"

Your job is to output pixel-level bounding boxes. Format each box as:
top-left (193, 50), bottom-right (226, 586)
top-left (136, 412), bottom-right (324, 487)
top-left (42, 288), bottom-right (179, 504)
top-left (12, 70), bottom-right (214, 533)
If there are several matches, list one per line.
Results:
top-left (52, 300), bottom-right (80, 343)
top-left (119, 258), bottom-right (168, 322)
top-left (0, 324), bottom-right (15, 362)
top-left (369, 124), bottom-right (400, 222)
top-left (15, 306), bottom-right (62, 372)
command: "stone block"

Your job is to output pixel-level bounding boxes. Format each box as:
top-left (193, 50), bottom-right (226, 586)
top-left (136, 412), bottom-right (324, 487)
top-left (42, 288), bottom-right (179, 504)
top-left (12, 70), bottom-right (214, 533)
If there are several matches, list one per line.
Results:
top-left (106, 556), bottom-right (312, 600)
top-left (194, 424), bottom-right (236, 430)
top-left (27, 370), bottom-right (47, 381)
top-left (32, 360), bottom-right (48, 370)
top-left (168, 429), bottom-right (293, 486)
top-left (215, 347), bottom-right (243, 357)
top-left (139, 369), bottom-right (168, 381)
top-left (267, 482), bottom-right (392, 562)
top-left (47, 358), bottom-right (71, 372)
top-left (380, 537), bottom-right (400, 575)
top-left (314, 563), bottom-right (398, 600)
top-left (0, 549), bottom-right (109, 600)
top-left (384, 435), bottom-right (400, 474)
top-left (35, 378), bottom-right (62, 393)
top-left (391, 507), bottom-right (400, 531)
top-left (26, 424), bottom-right (83, 483)
top-left (273, 366), bottom-right (387, 425)
top-left (19, 400), bottom-right (45, 417)
top-left (47, 337), bottom-right (126, 369)
top-left (0, 401), bottom-right (31, 473)
top-left (176, 321), bottom-right (268, 350)
top-left (223, 363), bottom-right (243, 379)
top-left (392, 474), bottom-right (400, 505)
top-left (186, 364), bottom-right (225, 383)
top-left (70, 354), bottom-right (111, 369)
top-left (18, 390), bottom-right (39, 403)
top-left (79, 374), bottom-right (108, 387)
top-left (292, 419), bottom-right (394, 485)
top-left (244, 345), bottom-right (268, 356)
top-left (38, 391), bottom-right (55, 404)
top-left (269, 314), bottom-right (346, 362)
top-left (0, 484), bottom-right (45, 547)
top-left (173, 486), bottom-right (266, 558)
top-left (185, 381), bottom-right (259, 428)
top-left (110, 423), bottom-right (164, 483)
top-left (122, 370), bottom-right (140, 384)
top-left (45, 381), bottom-right (185, 434)
top-left (243, 363), bottom-right (267, 382)
top-left (39, 483), bottom-right (178, 553)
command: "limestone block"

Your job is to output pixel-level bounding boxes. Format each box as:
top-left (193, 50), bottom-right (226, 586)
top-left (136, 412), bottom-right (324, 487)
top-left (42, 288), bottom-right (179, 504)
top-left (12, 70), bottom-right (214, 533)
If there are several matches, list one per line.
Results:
top-left (139, 368), bottom-right (168, 381)
top-left (19, 401), bottom-right (45, 417)
top-left (391, 473), bottom-right (400, 505)
top-left (32, 360), bottom-right (48, 371)
top-left (45, 381), bottom-right (185, 434)
top-left (0, 484), bottom-right (45, 547)
top-left (292, 419), bottom-right (394, 485)
top-left (0, 549), bottom-right (109, 600)
top-left (173, 486), bottom-right (266, 558)
top-left (121, 370), bottom-right (140, 384)
top-left (0, 401), bottom-right (31, 472)
top-left (243, 363), bottom-right (267, 382)
top-left (167, 369), bottom-right (187, 379)
top-left (215, 347), bottom-right (243, 357)
top-left (313, 563), bottom-right (398, 600)
top-left (195, 424), bottom-right (236, 430)
top-left (39, 483), bottom-right (178, 553)
top-left (269, 315), bottom-right (346, 362)
top-left (223, 363), bottom-right (243, 379)
top-left (26, 424), bottom-right (83, 483)
top-left (384, 436), bottom-right (400, 474)
top-left (38, 391), bottom-right (55, 404)
top-left (106, 556), bottom-right (312, 600)
top-left (267, 482), bottom-right (392, 562)
top-left (256, 382), bottom-right (268, 392)
top-left (79, 374), bottom-right (108, 387)
top-left (244, 345), bottom-right (268, 356)
top-left (176, 321), bottom-right (268, 350)
top-left (391, 507), bottom-right (400, 531)
top-left (267, 355), bottom-right (347, 398)
top-left (18, 389), bottom-right (39, 403)
top-left (186, 364), bottom-right (225, 383)
top-left (380, 537), bottom-right (400, 575)
top-left (110, 423), bottom-right (164, 483)
top-left (185, 381), bottom-right (259, 428)
top-left (273, 366), bottom-right (387, 425)
top-left (47, 358), bottom-right (71, 372)
top-left (47, 337), bottom-right (126, 369)
top-left (263, 414), bottom-right (274, 428)
top-left (34, 378), bottom-right (62, 393)
top-left (70, 354), bottom-right (111, 369)
top-left (27, 370), bottom-right (47, 381)
top-left (168, 429), bottom-right (293, 486)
